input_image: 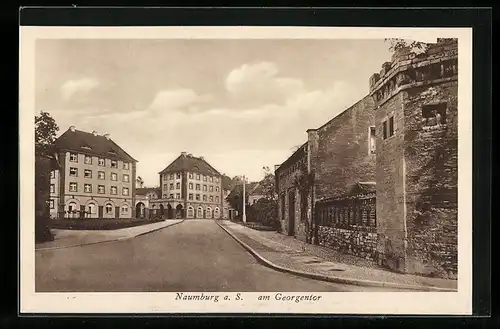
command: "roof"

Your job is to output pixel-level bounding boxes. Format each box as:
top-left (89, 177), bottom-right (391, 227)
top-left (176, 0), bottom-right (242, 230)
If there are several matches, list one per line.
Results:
top-left (136, 187), bottom-right (161, 196)
top-left (55, 128), bottom-right (137, 163)
top-left (221, 175), bottom-right (234, 190)
top-left (275, 142), bottom-right (308, 174)
top-left (347, 182), bottom-right (376, 195)
top-left (249, 182), bottom-right (265, 195)
top-left (159, 153), bottom-right (221, 176)
top-left (230, 181), bottom-right (259, 195)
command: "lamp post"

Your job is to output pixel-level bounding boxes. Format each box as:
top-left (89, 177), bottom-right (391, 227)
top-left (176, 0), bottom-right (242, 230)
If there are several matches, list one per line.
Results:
top-left (242, 175), bottom-right (247, 224)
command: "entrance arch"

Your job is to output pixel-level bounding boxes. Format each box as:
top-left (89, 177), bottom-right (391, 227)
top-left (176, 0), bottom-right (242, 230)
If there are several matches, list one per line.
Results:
top-left (175, 204), bottom-right (184, 218)
top-left (167, 204), bottom-right (173, 219)
top-left (136, 202), bottom-right (146, 219)
top-left (159, 204), bottom-right (165, 218)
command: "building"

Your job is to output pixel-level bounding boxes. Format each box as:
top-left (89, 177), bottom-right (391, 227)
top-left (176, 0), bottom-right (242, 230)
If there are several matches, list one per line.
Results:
top-left (135, 187), bottom-right (161, 219)
top-left (275, 39), bottom-right (458, 279)
top-left (221, 175), bottom-right (236, 219)
top-left (151, 152), bottom-right (224, 219)
top-left (49, 126), bottom-right (138, 219)
top-left (248, 182), bottom-right (267, 205)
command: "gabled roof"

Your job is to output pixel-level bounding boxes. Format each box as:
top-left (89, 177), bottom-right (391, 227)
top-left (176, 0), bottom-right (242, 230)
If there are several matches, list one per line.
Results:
top-left (136, 187), bottom-right (161, 196)
top-left (159, 153), bottom-right (221, 176)
top-left (55, 128), bottom-right (137, 163)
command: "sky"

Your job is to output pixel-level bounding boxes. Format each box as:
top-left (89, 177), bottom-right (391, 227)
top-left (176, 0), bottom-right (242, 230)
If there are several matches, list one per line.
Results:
top-left (35, 38), bottom-right (393, 186)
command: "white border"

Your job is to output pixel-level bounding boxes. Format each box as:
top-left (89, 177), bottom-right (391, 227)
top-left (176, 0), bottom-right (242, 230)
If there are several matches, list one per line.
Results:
top-left (19, 26), bottom-right (473, 315)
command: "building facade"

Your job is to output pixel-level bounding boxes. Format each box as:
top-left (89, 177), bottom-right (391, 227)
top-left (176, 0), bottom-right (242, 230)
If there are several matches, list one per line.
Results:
top-left (151, 152), bottom-right (224, 219)
top-left (49, 126), bottom-right (138, 219)
top-left (275, 39), bottom-right (458, 279)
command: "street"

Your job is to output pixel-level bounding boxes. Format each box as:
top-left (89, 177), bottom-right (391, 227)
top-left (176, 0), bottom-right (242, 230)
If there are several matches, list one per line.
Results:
top-left (36, 220), bottom-right (401, 292)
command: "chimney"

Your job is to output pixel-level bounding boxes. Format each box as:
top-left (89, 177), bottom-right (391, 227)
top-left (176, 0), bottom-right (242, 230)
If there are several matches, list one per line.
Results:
top-left (181, 152), bottom-right (187, 156)
top-left (187, 153), bottom-right (193, 157)
top-left (104, 133), bottom-right (110, 140)
top-left (199, 156), bottom-right (204, 160)
top-left (92, 131), bottom-right (98, 136)
top-left (69, 125), bottom-right (76, 132)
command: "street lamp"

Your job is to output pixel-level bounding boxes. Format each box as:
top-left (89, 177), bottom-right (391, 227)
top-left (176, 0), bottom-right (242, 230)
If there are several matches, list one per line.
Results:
top-left (242, 175), bottom-right (247, 224)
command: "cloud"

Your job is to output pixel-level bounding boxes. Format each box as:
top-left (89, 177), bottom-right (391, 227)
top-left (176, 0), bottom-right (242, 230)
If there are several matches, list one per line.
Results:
top-left (147, 88), bottom-right (212, 114)
top-left (225, 61), bottom-right (304, 105)
top-left (60, 78), bottom-right (99, 101)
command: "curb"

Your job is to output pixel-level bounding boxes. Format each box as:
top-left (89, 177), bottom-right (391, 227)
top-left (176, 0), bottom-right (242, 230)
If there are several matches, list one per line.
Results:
top-left (36, 220), bottom-right (185, 252)
top-left (215, 221), bottom-right (457, 292)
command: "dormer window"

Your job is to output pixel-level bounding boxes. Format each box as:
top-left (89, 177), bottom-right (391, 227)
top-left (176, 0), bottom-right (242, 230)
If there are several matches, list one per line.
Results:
top-left (81, 145), bottom-right (92, 150)
top-left (108, 149), bottom-right (117, 155)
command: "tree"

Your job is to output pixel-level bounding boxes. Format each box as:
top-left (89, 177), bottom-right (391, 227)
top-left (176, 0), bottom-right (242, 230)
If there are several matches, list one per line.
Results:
top-left (260, 166), bottom-right (277, 201)
top-left (34, 111), bottom-right (59, 242)
top-left (35, 111), bottom-right (59, 156)
top-left (384, 38), bottom-right (429, 55)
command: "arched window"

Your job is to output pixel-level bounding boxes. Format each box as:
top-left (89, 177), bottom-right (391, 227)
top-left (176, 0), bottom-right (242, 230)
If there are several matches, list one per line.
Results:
top-left (105, 203), bottom-right (114, 216)
top-left (206, 207), bottom-right (212, 218)
top-left (214, 207), bottom-right (220, 219)
top-left (197, 206), bottom-right (203, 218)
top-left (187, 206), bottom-right (194, 218)
top-left (67, 201), bottom-right (78, 218)
top-left (87, 202), bottom-right (97, 218)
top-left (121, 204), bottom-right (129, 215)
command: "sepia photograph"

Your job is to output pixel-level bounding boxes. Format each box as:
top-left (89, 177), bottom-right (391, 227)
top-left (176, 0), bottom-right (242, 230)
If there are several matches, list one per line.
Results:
top-left (20, 26), bottom-right (473, 314)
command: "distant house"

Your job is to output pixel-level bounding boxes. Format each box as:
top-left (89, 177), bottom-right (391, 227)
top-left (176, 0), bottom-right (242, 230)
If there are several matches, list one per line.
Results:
top-left (248, 182), bottom-right (266, 205)
top-left (135, 187), bottom-right (161, 219)
top-left (49, 126), bottom-right (138, 219)
top-left (221, 174), bottom-right (236, 219)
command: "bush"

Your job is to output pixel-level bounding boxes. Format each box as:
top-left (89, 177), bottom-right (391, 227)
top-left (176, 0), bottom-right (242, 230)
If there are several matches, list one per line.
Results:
top-left (247, 198), bottom-right (280, 230)
top-left (49, 218), bottom-right (164, 230)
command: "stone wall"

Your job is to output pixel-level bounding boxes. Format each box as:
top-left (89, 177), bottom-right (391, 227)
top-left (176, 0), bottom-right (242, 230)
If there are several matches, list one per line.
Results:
top-left (402, 81), bottom-right (458, 278)
top-left (318, 225), bottom-right (378, 261)
top-left (311, 95), bottom-right (376, 201)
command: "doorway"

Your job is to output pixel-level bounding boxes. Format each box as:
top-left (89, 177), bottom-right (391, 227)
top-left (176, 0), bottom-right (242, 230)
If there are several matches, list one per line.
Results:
top-left (288, 189), bottom-right (296, 236)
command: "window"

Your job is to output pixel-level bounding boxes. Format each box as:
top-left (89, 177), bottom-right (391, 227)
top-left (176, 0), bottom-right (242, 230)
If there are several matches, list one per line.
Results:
top-left (69, 167), bottom-right (78, 177)
top-left (123, 174), bottom-right (129, 182)
top-left (111, 160), bottom-right (117, 168)
top-left (197, 207), bottom-right (203, 218)
top-left (50, 171), bottom-right (55, 179)
top-left (176, 193), bottom-right (180, 199)
top-left (203, 195), bottom-right (207, 201)
top-left (176, 173), bottom-right (181, 179)
top-left (87, 203), bottom-right (96, 216)
top-left (98, 171), bottom-right (105, 180)
top-left (69, 153), bottom-right (78, 162)
top-left (210, 195), bottom-right (214, 202)
top-left (84, 155), bottom-right (92, 164)
top-left (49, 199), bottom-right (54, 209)
top-left (176, 182), bottom-right (180, 189)
top-left (123, 187), bottom-right (129, 196)
top-left (170, 174), bottom-right (174, 180)
top-left (67, 202), bottom-right (77, 212)
top-left (215, 177), bottom-right (219, 183)
top-left (203, 185), bottom-right (207, 191)
top-left (187, 206), bottom-right (194, 218)
top-left (84, 184), bottom-right (92, 193)
top-left (98, 185), bottom-right (105, 194)
top-left (215, 196), bottom-right (219, 202)
top-left (389, 116), bottom-right (394, 137)
top-left (214, 207), bottom-right (220, 218)
top-left (189, 173), bottom-right (193, 179)
top-left (123, 162), bottom-right (130, 170)
top-left (105, 204), bottom-right (113, 214)
top-left (209, 186), bottom-right (213, 192)
top-left (189, 193), bottom-right (193, 200)
top-left (111, 186), bottom-right (117, 195)
top-left (84, 169), bottom-right (92, 178)
top-left (98, 158), bottom-right (105, 166)
top-left (383, 120), bottom-right (388, 140)
top-left (196, 174), bottom-right (200, 180)
top-left (164, 174), bottom-right (169, 180)
top-left (369, 126), bottom-right (376, 154)
top-left (209, 176), bottom-right (213, 182)
top-left (196, 194), bottom-right (200, 201)
top-left (215, 187), bottom-right (220, 192)
top-left (170, 183), bottom-right (174, 190)
top-left (121, 204), bottom-right (129, 214)
top-left (69, 182), bottom-right (77, 192)
top-left (196, 184), bottom-right (200, 190)
top-left (111, 173), bottom-right (117, 181)
top-left (163, 184), bottom-right (168, 190)
top-left (50, 184), bottom-right (55, 193)
top-left (169, 193), bottom-right (174, 199)
top-left (189, 183), bottom-right (193, 189)
top-left (422, 103), bottom-right (447, 126)
top-left (203, 175), bottom-right (207, 181)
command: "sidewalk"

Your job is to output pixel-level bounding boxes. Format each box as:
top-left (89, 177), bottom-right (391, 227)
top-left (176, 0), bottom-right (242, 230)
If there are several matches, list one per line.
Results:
top-left (36, 219), bottom-right (184, 251)
top-left (217, 220), bottom-right (458, 291)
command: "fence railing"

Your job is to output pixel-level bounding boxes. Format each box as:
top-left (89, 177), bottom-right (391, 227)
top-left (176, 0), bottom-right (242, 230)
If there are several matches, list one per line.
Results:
top-left (315, 193), bottom-right (376, 231)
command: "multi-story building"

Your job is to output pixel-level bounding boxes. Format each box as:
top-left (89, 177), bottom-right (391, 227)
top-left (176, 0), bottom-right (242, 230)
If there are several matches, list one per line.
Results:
top-left (275, 38), bottom-right (458, 279)
top-left (49, 126), bottom-right (138, 219)
top-left (151, 152), bottom-right (223, 219)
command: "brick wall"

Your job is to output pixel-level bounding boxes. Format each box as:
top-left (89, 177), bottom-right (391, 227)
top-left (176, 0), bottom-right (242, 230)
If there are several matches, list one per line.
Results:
top-left (318, 226), bottom-right (378, 261)
top-left (312, 95), bottom-right (376, 201)
top-left (402, 82), bottom-right (458, 278)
